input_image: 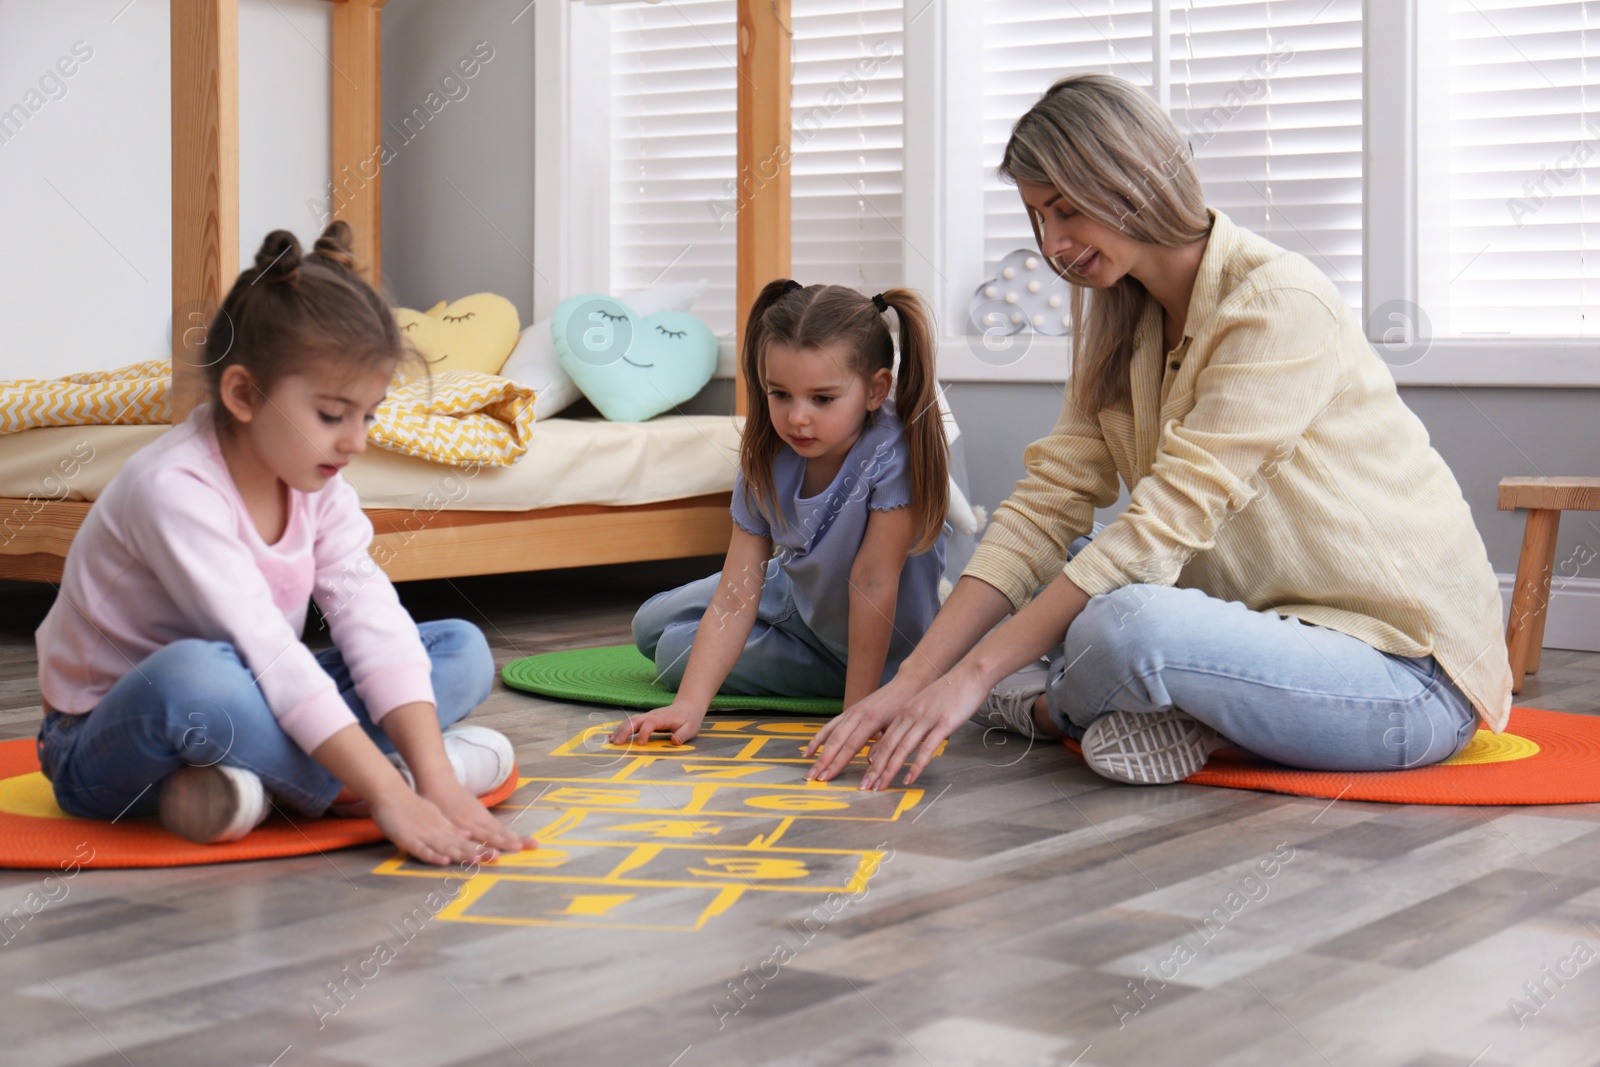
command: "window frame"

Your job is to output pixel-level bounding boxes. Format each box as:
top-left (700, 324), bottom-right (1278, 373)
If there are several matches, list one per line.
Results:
top-left (538, 0), bottom-right (1600, 387)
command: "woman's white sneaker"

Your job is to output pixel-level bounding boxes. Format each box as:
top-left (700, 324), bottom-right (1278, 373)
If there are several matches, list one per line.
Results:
top-left (158, 764), bottom-right (270, 844)
top-left (1081, 709), bottom-right (1227, 785)
top-left (973, 665), bottom-right (1051, 738)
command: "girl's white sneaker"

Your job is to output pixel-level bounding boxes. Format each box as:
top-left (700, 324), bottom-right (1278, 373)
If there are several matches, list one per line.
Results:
top-left (158, 764), bottom-right (270, 844)
top-left (441, 724), bottom-right (517, 796)
top-left (385, 724), bottom-right (516, 798)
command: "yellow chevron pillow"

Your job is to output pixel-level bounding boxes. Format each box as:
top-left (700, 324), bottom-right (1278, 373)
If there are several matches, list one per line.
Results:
top-left (0, 359), bottom-right (170, 436)
top-left (368, 370), bottom-right (537, 467)
top-left (0, 360), bottom-right (535, 469)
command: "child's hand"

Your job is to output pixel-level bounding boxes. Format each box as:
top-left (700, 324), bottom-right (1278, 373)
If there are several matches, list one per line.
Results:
top-left (369, 785), bottom-right (494, 868)
top-left (608, 701), bottom-right (706, 747)
top-left (417, 775), bottom-right (532, 857)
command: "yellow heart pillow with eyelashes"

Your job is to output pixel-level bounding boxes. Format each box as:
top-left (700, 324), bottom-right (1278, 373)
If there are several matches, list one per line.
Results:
top-left (394, 293), bottom-right (520, 378)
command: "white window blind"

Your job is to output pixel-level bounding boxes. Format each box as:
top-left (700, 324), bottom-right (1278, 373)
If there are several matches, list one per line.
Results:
top-left (790, 0), bottom-right (905, 293)
top-left (1173, 0), bottom-right (1363, 312)
top-left (611, 0), bottom-right (739, 336)
top-left (1448, 0), bottom-right (1600, 336)
top-left (982, 1), bottom-right (1155, 275)
top-left (611, 0), bottom-right (904, 339)
top-left (979, 1), bottom-right (1362, 313)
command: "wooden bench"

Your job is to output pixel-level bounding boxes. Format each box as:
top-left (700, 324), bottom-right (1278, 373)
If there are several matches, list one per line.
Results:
top-left (1499, 476), bottom-right (1600, 693)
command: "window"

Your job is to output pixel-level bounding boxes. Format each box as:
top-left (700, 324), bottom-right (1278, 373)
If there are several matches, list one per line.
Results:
top-left (1445, 0), bottom-right (1600, 336)
top-left (610, 0), bottom-right (738, 335)
top-left (791, 0), bottom-right (905, 293)
top-left (979, 0), bottom-right (1362, 313)
top-left (1171, 0), bottom-right (1364, 313)
top-left (981, 0), bottom-right (1155, 270)
top-left (609, 0), bottom-right (904, 338)
top-left (550, 0), bottom-right (1600, 383)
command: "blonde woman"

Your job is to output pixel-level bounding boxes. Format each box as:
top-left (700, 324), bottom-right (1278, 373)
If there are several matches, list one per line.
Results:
top-left (805, 73), bottom-right (1511, 790)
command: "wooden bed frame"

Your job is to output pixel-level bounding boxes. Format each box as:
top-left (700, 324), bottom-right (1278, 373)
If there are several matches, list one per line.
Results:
top-left (0, 0), bottom-right (791, 584)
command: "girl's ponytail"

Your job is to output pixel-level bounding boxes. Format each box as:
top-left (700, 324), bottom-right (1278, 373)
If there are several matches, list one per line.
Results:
top-left (738, 279), bottom-right (810, 526)
top-left (878, 289), bottom-right (948, 554)
top-left (252, 230), bottom-right (303, 284)
top-left (311, 219), bottom-right (361, 275)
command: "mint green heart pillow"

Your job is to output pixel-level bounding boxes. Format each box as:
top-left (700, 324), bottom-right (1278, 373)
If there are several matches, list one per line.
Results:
top-left (551, 294), bottom-right (718, 422)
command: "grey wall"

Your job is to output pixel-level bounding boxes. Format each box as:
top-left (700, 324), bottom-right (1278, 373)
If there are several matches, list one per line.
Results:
top-left (944, 382), bottom-right (1600, 579)
top-left (1401, 388), bottom-right (1599, 575)
top-left (381, 0), bottom-right (535, 324)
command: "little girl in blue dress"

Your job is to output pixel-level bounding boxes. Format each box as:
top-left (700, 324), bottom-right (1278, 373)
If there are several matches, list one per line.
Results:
top-left (612, 280), bottom-right (950, 746)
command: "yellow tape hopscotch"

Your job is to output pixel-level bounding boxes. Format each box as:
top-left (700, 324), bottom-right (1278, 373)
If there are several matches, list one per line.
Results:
top-left (372, 718), bottom-right (943, 932)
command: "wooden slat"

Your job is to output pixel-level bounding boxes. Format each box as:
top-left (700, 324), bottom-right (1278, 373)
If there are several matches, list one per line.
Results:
top-left (0, 496), bottom-right (732, 586)
top-left (170, 0), bottom-right (240, 422)
top-left (0, 500), bottom-right (93, 561)
top-left (330, 0), bottom-right (387, 279)
top-left (0, 553), bottom-right (68, 584)
top-left (371, 500), bottom-right (733, 582)
top-left (1498, 477), bottom-right (1600, 512)
top-left (734, 0), bottom-right (791, 418)
top-left (364, 494), bottom-right (731, 535)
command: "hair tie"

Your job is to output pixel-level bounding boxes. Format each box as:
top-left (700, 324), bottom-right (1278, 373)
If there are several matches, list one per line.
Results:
top-left (871, 293), bottom-right (889, 314)
top-left (783, 280), bottom-right (803, 295)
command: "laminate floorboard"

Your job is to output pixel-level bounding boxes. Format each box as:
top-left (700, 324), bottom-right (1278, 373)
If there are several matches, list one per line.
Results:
top-left (1, 560), bottom-right (1597, 1067)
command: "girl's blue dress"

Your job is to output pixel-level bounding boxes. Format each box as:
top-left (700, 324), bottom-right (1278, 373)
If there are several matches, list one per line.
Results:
top-left (633, 403), bottom-right (948, 696)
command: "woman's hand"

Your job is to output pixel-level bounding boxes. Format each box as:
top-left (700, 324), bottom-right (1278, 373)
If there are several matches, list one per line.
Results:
top-left (806, 576), bottom-right (1019, 784)
top-left (609, 700), bottom-right (707, 747)
top-left (857, 666), bottom-right (994, 790)
top-left (803, 674), bottom-right (920, 782)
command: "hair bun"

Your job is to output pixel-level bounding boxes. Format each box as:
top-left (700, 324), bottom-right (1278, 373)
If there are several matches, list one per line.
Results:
top-left (312, 220), bottom-right (360, 274)
top-left (254, 230), bottom-right (302, 284)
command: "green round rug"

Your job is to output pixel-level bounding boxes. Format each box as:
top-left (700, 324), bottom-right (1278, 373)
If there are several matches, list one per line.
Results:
top-left (501, 644), bottom-right (844, 714)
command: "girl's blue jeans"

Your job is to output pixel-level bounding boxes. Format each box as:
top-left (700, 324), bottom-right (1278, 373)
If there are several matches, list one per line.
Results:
top-left (1045, 533), bottom-right (1479, 772)
top-left (633, 568), bottom-right (849, 698)
top-left (35, 618), bottom-right (494, 820)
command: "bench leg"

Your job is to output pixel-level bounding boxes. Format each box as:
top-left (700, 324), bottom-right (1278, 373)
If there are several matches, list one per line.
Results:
top-left (1506, 508), bottom-right (1561, 694)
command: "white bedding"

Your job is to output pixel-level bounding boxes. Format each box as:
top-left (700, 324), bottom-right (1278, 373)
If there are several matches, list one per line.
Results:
top-left (0, 415), bottom-right (744, 511)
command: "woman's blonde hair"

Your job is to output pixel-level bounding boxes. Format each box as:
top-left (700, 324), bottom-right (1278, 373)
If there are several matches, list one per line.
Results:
top-left (999, 73), bottom-right (1212, 415)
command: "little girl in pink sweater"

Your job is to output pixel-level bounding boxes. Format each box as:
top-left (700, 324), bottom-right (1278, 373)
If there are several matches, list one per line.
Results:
top-left (34, 223), bottom-right (528, 864)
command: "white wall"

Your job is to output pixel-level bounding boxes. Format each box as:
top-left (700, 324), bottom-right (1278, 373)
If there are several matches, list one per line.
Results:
top-left (0, 0), bottom-right (330, 381)
top-left (239, 0), bottom-right (331, 268)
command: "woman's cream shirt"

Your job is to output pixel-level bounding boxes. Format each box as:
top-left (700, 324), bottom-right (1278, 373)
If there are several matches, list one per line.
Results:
top-left (965, 209), bottom-right (1513, 731)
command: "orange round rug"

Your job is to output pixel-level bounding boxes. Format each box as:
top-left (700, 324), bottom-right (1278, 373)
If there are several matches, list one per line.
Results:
top-left (0, 739), bottom-right (520, 869)
top-left (1064, 706), bottom-right (1600, 805)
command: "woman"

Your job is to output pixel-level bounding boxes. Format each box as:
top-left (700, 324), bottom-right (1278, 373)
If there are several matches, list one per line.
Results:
top-left (805, 73), bottom-right (1510, 790)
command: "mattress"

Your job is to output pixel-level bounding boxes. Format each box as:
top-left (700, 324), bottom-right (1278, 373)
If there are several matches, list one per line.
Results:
top-left (0, 415), bottom-right (744, 512)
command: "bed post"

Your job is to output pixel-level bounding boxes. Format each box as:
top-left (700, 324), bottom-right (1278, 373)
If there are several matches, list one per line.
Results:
top-left (734, 0), bottom-right (791, 418)
top-left (170, 0), bottom-right (240, 422)
top-left (330, 0), bottom-right (387, 281)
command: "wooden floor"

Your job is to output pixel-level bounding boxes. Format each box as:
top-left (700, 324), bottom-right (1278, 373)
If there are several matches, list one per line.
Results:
top-left (2, 561), bottom-right (1599, 1067)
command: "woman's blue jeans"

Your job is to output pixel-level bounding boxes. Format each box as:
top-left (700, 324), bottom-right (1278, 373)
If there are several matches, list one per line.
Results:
top-left (36, 618), bottom-right (495, 819)
top-left (1045, 534), bottom-right (1478, 772)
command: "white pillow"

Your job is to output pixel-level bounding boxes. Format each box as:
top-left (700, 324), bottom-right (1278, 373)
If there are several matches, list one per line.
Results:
top-left (502, 279), bottom-right (708, 419)
top-left (499, 319), bottom-right (582, 419)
